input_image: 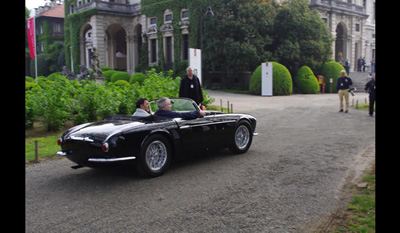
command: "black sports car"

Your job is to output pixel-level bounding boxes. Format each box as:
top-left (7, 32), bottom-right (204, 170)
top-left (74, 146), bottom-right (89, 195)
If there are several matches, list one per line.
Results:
top-left (57, 98), bottom-right (257, 177)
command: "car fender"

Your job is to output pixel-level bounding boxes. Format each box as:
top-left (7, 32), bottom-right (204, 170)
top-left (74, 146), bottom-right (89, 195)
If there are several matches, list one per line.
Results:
top-left (140, 129), bottom-right (181, 157)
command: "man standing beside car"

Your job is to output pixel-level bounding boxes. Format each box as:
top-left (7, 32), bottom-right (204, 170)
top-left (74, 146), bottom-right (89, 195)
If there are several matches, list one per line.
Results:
top-left (336, 70), bottom-right (353, 113)
top-left (179, 66), bottom-right (204, 108)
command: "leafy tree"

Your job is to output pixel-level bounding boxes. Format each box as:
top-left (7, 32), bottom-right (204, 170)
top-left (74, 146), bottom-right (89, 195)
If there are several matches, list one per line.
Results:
top-left (271, 0), bottom-right (333, 73)
top-left (203, 0), bottom-right (278, 73)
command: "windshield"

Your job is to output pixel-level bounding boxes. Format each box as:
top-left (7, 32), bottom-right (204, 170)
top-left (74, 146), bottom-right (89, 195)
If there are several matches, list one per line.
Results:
top-left (149, 98), bottom-right (199, 115)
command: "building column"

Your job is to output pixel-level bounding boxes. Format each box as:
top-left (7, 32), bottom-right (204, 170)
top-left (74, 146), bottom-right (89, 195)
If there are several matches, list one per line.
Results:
top-left (90, 15), bottom-right (107, 67)
top-left (126, 34), bottom-right (136, 74)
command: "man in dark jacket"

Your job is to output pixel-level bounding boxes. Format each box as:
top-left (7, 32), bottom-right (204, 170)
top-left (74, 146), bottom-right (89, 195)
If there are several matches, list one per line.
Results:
top-left (179, 67), bottom-right (204, 106)
top-left (154, 97), bottom-right (206, 120)
top-left (364, 74), bottom-right (376, 116)
top-left (336, 70), bottom-right (353, 113)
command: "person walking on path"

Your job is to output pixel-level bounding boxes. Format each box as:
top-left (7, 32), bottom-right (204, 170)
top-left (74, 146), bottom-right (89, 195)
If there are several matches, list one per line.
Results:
top-left (336, 70), bottom-right (353, 113)
top-left (179, 66), bottom-right (204, 108)
top-left (344, 59), bottom-right (351, 75)
top-left (364, 74), bottom-right (376, 117)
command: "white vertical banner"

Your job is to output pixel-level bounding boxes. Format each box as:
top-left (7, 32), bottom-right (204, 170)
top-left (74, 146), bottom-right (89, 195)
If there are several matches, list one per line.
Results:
top-left (261, 62), bottom-right (273, 96)
top-left (189, 48), bottom-right (202, 84)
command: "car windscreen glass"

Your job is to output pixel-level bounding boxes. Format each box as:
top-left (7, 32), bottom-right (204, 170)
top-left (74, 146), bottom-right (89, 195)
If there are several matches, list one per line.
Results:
top-left (149, 98), bottom-right (198, 114)
top-left (171, 99), bottom-right (197, 112)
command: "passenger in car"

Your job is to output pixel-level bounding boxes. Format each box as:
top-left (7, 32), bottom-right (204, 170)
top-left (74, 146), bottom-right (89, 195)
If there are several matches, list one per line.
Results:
top-left (154, 97), bottom-right (206, 120)
top-left (132, 98), bottom-right (151, 117)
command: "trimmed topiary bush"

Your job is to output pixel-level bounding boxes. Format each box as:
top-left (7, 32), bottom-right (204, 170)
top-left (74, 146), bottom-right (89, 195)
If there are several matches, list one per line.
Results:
top-left (130, 72), bottom-right (147, 85)
top-left (114, 80), bottom-right (130, 87)
top-left (249, 61), bottom-right (293, 95)
top-left (320, 61), bottom-right (346, 93)
top-left (103, 70), bottom-right (117, 82)
top-left (111, 71), bottom-right (131, 83)
top-left (101, 66), bottom-right (114, 72)
top-left (294, 66), bottom-right (319, 94)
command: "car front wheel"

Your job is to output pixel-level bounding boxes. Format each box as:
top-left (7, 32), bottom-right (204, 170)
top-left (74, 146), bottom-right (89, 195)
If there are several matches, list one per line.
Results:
top-left (229, 121), bottom-right (253, 154)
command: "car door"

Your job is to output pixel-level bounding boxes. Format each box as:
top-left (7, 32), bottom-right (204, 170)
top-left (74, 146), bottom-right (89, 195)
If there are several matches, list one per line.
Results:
top-left (175, 115), bottom-right (217, 152)
top-left (210, 114), bottom-right (238, 145)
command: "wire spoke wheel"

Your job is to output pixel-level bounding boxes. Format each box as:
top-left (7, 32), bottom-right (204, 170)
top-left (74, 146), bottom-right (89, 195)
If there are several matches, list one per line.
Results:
top-left (235, 125), bottom-right (250, 150)
top-left (145, 140), bottom-right (167, 172)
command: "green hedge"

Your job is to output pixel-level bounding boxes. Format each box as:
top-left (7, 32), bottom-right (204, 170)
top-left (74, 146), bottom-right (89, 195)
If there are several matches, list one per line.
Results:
top-left (25, 69), bottom-right (214, 131)
top-left (320, 61), bottom-right (346, 93)
top-left (249, 61), bottom-right (293, 95)
top-left (103, 70), bottom-right (117, 82)
top-left (130, 73), bottom-right (147, 85)
top-left (111, 71), bottom-right (131, 83)
top-left (294, 66), bottom-right (319, 94)
top-left (114, 80), bottom-right (130, 87)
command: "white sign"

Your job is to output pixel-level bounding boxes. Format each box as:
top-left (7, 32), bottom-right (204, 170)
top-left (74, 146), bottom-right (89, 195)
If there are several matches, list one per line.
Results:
top-left (261, 62), bottom-right (273, 96)
top-left (189, 48), bottom-right (202, 84)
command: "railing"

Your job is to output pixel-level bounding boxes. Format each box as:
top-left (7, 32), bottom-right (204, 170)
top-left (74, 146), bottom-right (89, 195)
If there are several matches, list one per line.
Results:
top-left (72, 0), bottom-right (140, 15)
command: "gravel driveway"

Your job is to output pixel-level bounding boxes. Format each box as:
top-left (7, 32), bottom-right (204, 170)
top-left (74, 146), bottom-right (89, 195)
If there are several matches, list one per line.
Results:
top-left (26, 91), bottom-right (375, 232)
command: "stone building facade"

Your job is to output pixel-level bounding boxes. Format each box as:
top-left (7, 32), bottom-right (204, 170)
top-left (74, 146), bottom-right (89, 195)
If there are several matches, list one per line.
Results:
top-left (65, 0), bottom-right (375, 75)
top-left (309, 0), bottom-right (376, 72)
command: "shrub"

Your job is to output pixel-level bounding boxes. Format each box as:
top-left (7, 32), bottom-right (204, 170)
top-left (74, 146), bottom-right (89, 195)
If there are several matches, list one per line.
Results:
top-left (138, 69), bottom-right (181, 100)
top-left (114, 80), bottom-right (130, 87)
top-left (249, 61), bottom-right (293, 95)
top-left (101, 66), bottom-right (113, 72)
top-left (294, 66), bottom-right (319, 94)
top-left (26, 76), bottom-right (35, 83)
top-left (103, 70), bottom-right (117, 82)
top-left (47, 72), bottom-right (65, 81)
top-left (25, 81), bottom-right (39, 91)
top-left (320, 61), bottom-right (346, 93)
top-left (29, 77), bottom-right (74, 131)
top-left (130, 73), bottom-right (147, 85)
top-left (111, 71), bottom-right (131, 83)
top-left (72, 80), bottom-right (120, 124)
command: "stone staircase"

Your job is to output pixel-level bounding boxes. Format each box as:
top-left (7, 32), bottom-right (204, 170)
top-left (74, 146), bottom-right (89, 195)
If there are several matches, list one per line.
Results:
top-left (348, 72), bottom-right (372, 92)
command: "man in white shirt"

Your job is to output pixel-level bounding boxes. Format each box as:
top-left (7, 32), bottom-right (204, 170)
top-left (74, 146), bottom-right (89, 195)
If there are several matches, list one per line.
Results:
top-left (132, 98), bottom-right (150, 117)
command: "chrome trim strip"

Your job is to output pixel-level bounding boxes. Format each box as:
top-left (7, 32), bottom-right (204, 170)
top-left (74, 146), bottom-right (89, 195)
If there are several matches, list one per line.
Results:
top-left (179, 120), bottom-right (237, 129)
top-left (57, 151), bottom-right (67, 156)
top-left (88, 156), bottom-right (136, 162)
top-left (70, 136), bottom-right (94, 142)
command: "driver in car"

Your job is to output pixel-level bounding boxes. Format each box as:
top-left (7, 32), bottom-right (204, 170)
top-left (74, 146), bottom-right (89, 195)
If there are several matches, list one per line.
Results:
top-left (154, 97), bottom-right (206, 120)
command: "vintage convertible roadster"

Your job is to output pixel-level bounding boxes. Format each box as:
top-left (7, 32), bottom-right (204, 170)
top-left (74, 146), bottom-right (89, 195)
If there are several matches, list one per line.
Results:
top-left (57, 98), bottom-right (257, 177)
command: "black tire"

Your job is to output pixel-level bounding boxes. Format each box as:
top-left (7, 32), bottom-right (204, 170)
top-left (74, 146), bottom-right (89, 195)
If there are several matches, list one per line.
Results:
top-left (136, 134), bottom-right (171, 178)
top-left (228, 121), bottom-right (253, 154)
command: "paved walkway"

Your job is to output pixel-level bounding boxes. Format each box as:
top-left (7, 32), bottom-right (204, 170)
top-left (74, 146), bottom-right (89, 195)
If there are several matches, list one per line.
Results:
top-left (206, 90), bottom-right (370, 114)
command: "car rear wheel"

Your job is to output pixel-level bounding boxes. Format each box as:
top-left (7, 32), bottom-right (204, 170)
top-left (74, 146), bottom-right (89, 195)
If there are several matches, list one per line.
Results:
top-left (137, 135), bottom-right (171, 178)
top-left (229, 121), bottom-right (253, 154)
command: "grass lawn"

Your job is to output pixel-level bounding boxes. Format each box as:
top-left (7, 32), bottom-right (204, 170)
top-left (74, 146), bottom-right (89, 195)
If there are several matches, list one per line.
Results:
top-left (25, 133), bottom-right (61, 162)
top-left (333, 164), bottom-right (375, 233)
top-left (355, 103), bottom-right (375, 112)
top-left (25, 122), bottom-right (67, 163)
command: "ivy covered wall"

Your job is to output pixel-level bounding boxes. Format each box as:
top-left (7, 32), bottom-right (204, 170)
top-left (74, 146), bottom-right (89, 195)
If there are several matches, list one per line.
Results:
top-left (140, 0), bottom-right (206, 75)
top-left (63, 0), bottom-right (207, 74)
top-left (64, 0), bottom-right (97, 73)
